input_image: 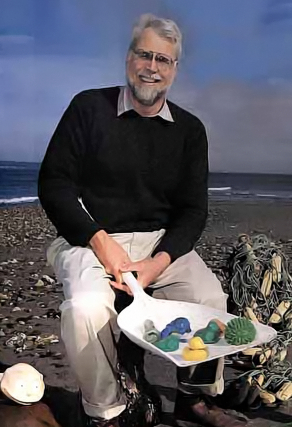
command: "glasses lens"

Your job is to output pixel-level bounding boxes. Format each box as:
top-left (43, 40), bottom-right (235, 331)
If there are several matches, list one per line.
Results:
top-left (134, 49), bottom-right (174, 69)
top-left (135, 49), bottom-right (153, 61)
top-left (155, 54), bottom-right (171, 66)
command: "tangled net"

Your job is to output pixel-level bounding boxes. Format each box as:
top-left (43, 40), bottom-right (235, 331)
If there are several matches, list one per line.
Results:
top-left (226, 233), bottom-right (292, 404)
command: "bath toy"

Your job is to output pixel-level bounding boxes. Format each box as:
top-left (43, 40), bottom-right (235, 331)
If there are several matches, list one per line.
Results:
top-left (154, 334), bottom-right (180, 352)
top-left (225, 317), bottom-right (256, 346)
top-left (161, 317), bottom-right (191, 339)
top-left (182, 336), bottom-right (209, 361)
top-left (188, 336), bottom-right (206, 350)
top-left (143, 320), bottom-right (160, 344)
top-left (0, 363), bottom-right (45, 405)
top-left (212, 318), bottom-right (226, 334)
top-left (193, 320), bottom-right (223, 344)
top-left (182, 347), bottom-right (208, 361)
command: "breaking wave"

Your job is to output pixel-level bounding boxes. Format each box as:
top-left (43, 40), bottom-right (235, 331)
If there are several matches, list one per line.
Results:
top-left (0, 196), bottom-right (39, 205)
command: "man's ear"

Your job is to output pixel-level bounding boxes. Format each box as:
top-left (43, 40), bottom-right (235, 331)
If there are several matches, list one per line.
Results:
top-left (126, 50), bottom-right (132, 63)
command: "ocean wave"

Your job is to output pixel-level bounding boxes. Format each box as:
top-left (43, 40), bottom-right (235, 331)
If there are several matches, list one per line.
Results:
top-left (208, 187), bottom-right (232, 192)
top-left (0, 165), bottom-right (33, 170)
top-left (0, 166), bottom-right (22, 170)
top-left (0, 196), bottom-right (39, 205)
top-left (255, 193), bottom-right (279, 198)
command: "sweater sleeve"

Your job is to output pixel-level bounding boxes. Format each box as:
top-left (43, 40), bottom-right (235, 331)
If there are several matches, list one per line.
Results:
top-left (151, 122), bottom-right (209, 262)
top-left (38, 94), bottom-right (101, 246)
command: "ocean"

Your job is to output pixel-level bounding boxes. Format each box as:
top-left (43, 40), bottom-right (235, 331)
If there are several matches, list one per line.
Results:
top-left (0, 160), bottom-right (292, 207)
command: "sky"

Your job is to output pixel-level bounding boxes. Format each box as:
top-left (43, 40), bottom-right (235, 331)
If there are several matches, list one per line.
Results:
top-left (0, 0), bottom-right (292, 173)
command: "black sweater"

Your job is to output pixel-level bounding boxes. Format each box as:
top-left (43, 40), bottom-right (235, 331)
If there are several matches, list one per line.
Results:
top-left (38, 86), bottom-right (209, 262)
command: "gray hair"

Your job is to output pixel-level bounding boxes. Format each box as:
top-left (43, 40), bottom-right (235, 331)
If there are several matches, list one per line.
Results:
top-left (129, 13), bottom-right (182, 60)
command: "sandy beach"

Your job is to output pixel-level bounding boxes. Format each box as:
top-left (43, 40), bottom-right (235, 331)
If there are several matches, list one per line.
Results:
top-left (1, 200), bottom-right (292, 426)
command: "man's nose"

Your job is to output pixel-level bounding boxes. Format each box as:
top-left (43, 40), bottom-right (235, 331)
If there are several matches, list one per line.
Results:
top-left (146, 55), bottom-right (158, 73)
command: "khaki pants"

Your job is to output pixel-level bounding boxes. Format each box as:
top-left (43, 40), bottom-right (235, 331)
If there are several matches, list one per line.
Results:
top-left (47, 230), bottom-right (228, 420)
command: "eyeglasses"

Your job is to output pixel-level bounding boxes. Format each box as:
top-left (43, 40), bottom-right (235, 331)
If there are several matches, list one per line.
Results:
top-left (132, 49), bottom-right (177, 70)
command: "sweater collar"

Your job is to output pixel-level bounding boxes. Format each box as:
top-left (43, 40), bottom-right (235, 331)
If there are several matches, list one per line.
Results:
top-left (117, 86), bottom-right (174, 122)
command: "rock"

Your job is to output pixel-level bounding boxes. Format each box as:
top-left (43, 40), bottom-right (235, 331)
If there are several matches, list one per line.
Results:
top-left (0, 293), bottom-right (9, 301)
top-left (42, 275), bottom-right (55, 285)
top-left (35, 279), bottom-right (45, 288)
top-left (2, 278), bottom-right (13, 286)
top-left (46, 309), bottom-right (60, 319)
top-left (36, 334), bottom-right (59, 346)
top-left (51, 352), bottom-right (63, 360)
top-left (12, 306), bottom-right (21, 312)
top-left (5, 332), bottom-right (27, 348)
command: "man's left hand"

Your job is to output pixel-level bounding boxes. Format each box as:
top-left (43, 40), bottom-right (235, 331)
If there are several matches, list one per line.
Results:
top-left (110, 252), bottom-right (171, 295)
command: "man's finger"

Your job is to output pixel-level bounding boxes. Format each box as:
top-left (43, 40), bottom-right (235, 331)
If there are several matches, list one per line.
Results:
top-left (110, 280), bottom-right (132, 296)
top-left (113, 269), bottom-right (123, 284)
top-left (121, 261), bottom-right (142, 272)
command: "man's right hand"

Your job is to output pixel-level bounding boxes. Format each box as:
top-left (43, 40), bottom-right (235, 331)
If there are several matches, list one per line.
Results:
top-left (89, 230), bottom-right (131, 287)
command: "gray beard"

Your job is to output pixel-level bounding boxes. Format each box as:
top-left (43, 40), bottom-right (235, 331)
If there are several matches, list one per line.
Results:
top-left (127, 78), bottom-right (166, 106)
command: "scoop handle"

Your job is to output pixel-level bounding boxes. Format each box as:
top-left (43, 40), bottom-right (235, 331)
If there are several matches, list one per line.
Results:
top-left (122, 272), bottom-right (145, 297)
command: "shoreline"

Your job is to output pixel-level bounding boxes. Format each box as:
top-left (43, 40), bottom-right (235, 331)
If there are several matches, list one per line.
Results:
top-left (1, 195), bottom-right (292, 209)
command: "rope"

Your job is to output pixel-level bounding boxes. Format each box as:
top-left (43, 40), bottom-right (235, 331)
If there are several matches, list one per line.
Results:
top-left (226, 233), bottom-right (292, 401)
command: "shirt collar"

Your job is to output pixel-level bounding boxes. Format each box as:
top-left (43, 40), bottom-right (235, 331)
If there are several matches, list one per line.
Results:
top-left (117, 86), bottom-right (174, 122)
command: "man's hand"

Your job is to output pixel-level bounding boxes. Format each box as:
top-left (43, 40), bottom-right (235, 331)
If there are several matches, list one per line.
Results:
top-left (89, 230), bottom-right (131, 288)
top-left (111, 251), bottom-right (171, 295)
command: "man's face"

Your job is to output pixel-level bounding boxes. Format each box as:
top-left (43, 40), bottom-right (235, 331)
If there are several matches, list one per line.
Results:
top-left (126, 28), bottom-right (178, 106)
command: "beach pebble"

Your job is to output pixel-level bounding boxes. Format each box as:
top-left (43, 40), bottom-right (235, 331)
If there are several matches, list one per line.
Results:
top-left (5, 332), bottom-right (26, 348)
top-left (15, 346), bottom-right (27, 353)
top-left (42, 275), bottom-right (55, 285)
top-left (36, 334), bottom-right (59, 346)
top-left (35, 279), bottom-right (45, 287)
top-left (12, 306), bottom-right (21, 312)
top-left (2, 278), bottom-right (13, 286)
top-left (51, 352), bottom-right (63, 360)
top-left (0, 329), bottom-right (6, 336)
top-left (46, 308), bottom-right (60, 319)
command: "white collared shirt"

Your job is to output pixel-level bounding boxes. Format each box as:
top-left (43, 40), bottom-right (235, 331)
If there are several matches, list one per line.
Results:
top-left (117, 86), bottom-right (174, 122)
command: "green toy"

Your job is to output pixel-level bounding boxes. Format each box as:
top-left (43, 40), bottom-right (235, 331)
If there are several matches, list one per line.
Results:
top-left (194, 320), bottom-right (222, 344)
top-left (143, 320), bottom-right (160, 344)
top-left (225, 317), bottom-right (256, 346)
top-left (154, 334), bottom-right (180, 352)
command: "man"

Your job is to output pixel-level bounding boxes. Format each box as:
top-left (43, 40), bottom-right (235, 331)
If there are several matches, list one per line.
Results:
top-left (38, 13), bottom-right (245, 427)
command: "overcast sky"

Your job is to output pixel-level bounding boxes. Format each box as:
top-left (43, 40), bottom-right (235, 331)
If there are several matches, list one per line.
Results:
top-left (0, 0), bottom-right (292, 173)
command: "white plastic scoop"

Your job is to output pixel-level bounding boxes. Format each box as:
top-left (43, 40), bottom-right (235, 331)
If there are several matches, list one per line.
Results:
top-left (117, 272), bottom-right (277, 367)
top-left (0, 363), bottom-right (45, 405)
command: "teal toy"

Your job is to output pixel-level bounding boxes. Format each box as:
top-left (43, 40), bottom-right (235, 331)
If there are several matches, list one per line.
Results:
top-left (225, 317), bottom-right (256, 345)
top-left (194, 320), bottom-right (222, 344)
top-left (143, 320), bottom-right (160, 344)
top-left (154, 334), bottom-right (180, 352)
